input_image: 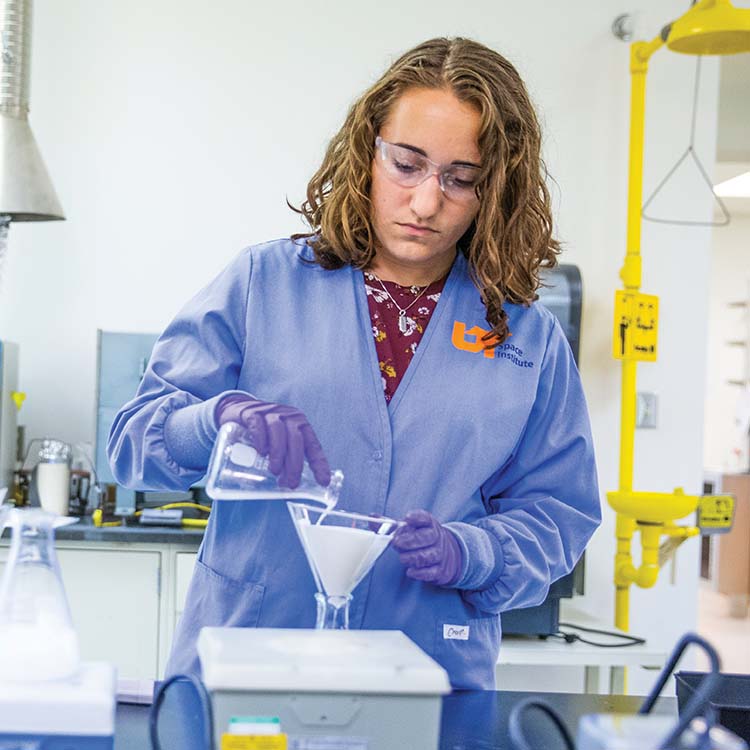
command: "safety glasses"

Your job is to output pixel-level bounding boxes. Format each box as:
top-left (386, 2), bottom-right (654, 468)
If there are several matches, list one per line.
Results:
top-left (374, 136), bottom-right (481, 203)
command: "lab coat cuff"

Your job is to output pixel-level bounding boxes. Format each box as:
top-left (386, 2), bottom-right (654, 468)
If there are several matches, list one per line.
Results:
top-left (445, 522), bottom-right (502, 591)
top-left (163, 393), bottom-right (230, 471)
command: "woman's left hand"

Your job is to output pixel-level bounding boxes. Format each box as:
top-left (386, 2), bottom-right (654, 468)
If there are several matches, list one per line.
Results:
top-left (392, 510), bottom-right (464, 586)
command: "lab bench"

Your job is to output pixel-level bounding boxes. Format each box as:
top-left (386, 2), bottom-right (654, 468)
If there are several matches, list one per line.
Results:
top-left (1, 518), bottom-right (667, 694)
top-left (0, 517), bottom-right (202, 682)
top-left (50, 516), bottom-right (205, 545)
top-left (115, 688), bottom-right (676, 749)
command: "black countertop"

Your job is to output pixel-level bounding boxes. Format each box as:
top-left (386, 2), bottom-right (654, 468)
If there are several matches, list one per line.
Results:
top-left (117, 689), bottom-right (677, 750)
top-left (0, 515), bottom-right (204, 545)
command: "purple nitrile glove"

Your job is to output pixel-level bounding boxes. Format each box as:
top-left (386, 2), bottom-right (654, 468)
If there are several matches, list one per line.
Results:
top-left (215, 394), bottom-right (331, 490)
top-left (391, 509), bottom-right (464, 586)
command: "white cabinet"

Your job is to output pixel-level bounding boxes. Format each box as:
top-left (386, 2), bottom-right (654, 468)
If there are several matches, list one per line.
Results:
top-left (156, 550), bottom-right (198, 675)
top-left (59, 548), bottom-right (161, 680)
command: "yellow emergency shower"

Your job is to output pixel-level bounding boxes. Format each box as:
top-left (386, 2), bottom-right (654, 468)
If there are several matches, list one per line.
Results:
top-left (610, 0), bottom-right (750, 632)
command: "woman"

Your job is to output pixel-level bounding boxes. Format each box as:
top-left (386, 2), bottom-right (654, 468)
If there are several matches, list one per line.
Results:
top-left (108, 37), bottom-right (601, 690)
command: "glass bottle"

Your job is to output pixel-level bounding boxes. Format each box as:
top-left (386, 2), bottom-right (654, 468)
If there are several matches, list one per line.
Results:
top-left (0, 507), bottom-right (80, 680)
top-left (36, 439), bottom-right (72, 516)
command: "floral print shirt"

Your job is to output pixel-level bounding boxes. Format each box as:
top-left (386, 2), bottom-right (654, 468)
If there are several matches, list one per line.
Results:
top-left (363, 270), bottom-right (448, 402)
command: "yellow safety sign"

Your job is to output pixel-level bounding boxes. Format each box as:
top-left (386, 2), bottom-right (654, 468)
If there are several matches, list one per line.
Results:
top-left (613, 291), bottom-right (659, 362)
top-left (697, 494), bottom-right (735, 534)
top-left (221, 734), bottom-right (287, 750)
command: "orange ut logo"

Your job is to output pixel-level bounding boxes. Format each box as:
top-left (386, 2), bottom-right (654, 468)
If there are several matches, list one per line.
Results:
top-left (451, 322), bottom-right (499, 359)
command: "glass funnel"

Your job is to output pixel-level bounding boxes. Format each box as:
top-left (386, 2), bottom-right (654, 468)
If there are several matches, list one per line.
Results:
top-left (0, 507), bottom-right (80, 681)
top-left (206, 422), bottom-right (343, 507)
top-left (287, 502), bottom-right (400, 629)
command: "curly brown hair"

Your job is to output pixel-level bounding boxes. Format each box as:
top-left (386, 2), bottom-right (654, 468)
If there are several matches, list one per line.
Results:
top-left (291, 37), bottom-right (560, 344)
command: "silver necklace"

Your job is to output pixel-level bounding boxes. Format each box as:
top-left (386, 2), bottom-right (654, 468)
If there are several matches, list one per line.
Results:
top-left (370, 274), bottom-right (430, 333)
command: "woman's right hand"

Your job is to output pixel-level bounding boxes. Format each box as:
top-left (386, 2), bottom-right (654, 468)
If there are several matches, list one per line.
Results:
top-left (215, 394), bottom-right (331, 490)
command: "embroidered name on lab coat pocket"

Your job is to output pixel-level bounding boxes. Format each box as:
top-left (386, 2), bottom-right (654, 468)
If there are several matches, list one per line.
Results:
top-left (443, 624), bottom-right (470, 640)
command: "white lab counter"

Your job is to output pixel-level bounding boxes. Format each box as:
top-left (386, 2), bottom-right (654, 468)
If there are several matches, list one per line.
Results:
top-left (497, 603), bottom-right (668, 694)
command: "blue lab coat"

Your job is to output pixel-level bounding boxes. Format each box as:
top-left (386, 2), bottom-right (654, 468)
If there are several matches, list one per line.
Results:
top-left (108, 238), bottom-right (601, 690)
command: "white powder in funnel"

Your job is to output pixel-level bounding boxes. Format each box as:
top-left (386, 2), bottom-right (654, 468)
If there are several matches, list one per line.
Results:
top-left (299, 524), bottom-right (391, 597)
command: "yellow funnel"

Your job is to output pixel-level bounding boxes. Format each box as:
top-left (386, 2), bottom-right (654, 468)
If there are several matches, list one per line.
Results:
top-left (664, 0), bottom-right (750, 55)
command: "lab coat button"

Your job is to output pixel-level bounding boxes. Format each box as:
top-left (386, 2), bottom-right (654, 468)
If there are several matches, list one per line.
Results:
top-left (372, 450), bottom-right (383, 461)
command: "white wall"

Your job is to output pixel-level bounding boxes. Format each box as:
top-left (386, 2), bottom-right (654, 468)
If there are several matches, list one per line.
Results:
top-left (0, 0), bottom-right (722, 692)
top-left (704, 212), bottom-right (750, 472)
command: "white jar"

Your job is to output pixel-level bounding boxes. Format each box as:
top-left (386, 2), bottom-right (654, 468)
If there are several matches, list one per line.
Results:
top-left (35, 439), bottom-right (72, 517)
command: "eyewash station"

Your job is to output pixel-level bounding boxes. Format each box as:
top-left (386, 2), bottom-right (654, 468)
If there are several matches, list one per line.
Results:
top-left (606, 0), bottom-right (748, 636)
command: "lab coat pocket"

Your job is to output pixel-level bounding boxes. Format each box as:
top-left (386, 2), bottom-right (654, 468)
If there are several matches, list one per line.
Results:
top-left (168, 559), bottom-right (266, 677)
top-left (186, 559), bottom-right (266, 629)
top-left (435, 614), bottom-right (500, 690)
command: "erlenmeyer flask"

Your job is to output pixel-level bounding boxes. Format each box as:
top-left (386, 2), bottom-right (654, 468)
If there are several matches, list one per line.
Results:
top-left (206, 422), bottom-right (344, 507)
top-left (0, 508), bottom-right (80, 680)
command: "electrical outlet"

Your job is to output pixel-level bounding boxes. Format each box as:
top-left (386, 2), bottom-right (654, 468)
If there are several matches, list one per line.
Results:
top-left (636, 391), bottom-right (658, 429)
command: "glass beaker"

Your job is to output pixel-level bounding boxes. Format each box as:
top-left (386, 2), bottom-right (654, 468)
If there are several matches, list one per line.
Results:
top-left (0, 507), bottom-right (80, 681)
top-left (35, 439), bottom-right (72, 516)
top-left (206, 422), bottom-right (343, 507)
top-left (287, 502), bottom-right (400, 629)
